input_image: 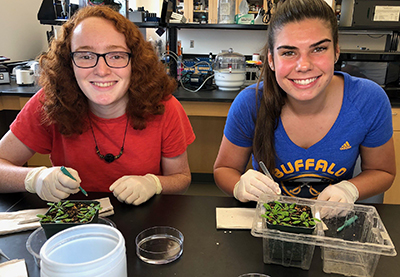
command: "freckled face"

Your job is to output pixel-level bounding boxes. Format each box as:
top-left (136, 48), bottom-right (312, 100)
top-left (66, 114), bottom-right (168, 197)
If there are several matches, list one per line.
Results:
top-left (70, 17), bottom-right (131, 115)
top-left (268, 18), bottom-right (339, 102)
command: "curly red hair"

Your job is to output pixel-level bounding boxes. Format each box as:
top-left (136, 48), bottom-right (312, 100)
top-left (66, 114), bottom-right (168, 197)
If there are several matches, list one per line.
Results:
top-left (39, 5), bottom-right (176, 135)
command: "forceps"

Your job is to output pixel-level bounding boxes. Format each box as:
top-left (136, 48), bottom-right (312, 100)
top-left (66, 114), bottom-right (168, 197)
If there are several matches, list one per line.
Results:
top-left (0, 249), bottom-right (10, 260)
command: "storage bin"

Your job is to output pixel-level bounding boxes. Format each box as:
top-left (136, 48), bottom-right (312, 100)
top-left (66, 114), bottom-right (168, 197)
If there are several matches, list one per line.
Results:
top-left (251, 195), bottom-right (397, 276)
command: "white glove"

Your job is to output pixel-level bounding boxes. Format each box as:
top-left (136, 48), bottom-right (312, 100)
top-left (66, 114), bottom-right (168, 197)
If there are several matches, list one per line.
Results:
top-left (109, 174), bottom-right (162, 205)
top-left (317, 180), bottom-right (359, 203)
top-left (233, 169), bottom-right (281, 203)
top-left (24, 166), bottom-right (81, 202)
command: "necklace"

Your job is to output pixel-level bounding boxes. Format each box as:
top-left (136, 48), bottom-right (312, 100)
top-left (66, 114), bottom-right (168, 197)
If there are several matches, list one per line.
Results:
top-left (88, 116), bottom-right (129, 163)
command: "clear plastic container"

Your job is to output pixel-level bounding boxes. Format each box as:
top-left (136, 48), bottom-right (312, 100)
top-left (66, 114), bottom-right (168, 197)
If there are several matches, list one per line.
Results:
top-left (135, 226), bottom-right (184, 265)
top-left (214, 48), bottom-right (246, 72)
top-left (214, 48), bottom-right (246, 91)
top-left (251, 195), bottom-right (397, 276)
top-left (218, 0), bottom-right (236, 24)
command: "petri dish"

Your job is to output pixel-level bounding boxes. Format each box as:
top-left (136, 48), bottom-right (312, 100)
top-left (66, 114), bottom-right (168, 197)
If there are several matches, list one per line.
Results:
top-left (26, 217), bottom-right (116, 268)
top-left (135, 226), bottom-right (183, 265)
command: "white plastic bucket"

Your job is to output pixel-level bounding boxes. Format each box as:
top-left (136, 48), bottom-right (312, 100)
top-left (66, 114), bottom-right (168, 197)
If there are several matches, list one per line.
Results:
top-left (40, 224), bottom-right (127, 277)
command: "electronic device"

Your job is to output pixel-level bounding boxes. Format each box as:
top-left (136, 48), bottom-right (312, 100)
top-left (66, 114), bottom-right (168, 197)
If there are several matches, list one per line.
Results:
top-left (188, 72), bottom-right (213, 86)
top-left (337, 52), bottom-right (400, 95)
top-left (129, 7), bottom-right (145, 22)
top-left (340, 0), bottom-right (400, 27)
top-left (180, 57), bottom-right (215, 91)
top-left (0, 65), bottom-right (10, 84)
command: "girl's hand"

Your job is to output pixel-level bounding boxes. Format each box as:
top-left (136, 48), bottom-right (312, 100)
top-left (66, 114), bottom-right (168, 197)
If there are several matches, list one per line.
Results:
top-left (233, 169), bottom-right (281, 202)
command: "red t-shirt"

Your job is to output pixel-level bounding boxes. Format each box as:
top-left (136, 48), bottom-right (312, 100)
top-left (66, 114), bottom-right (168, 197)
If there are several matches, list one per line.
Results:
top-left (11, 89), bottom-right (195, 192)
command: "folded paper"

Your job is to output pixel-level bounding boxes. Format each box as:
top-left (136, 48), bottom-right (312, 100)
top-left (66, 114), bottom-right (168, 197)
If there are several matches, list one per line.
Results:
top-left (0, 259), bottom-right (28, 277)
top-left (216, 207), bottom-right (255, 229)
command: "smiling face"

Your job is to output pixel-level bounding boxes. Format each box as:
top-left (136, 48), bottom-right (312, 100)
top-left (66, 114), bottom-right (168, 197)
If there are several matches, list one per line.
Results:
top-left (70, 17), bottom-right (131, 118)
top-left (268, 18), bottom-right (340, 103)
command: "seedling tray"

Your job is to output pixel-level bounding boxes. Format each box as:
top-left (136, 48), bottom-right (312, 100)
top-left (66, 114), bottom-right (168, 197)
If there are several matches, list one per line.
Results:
top-left (40, 200), bottom-right (100, 239)
top-left (264, 201), bottom-right (316, 234)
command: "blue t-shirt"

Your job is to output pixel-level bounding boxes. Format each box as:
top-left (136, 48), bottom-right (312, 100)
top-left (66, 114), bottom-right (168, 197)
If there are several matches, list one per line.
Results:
top-left (224, 72), bottom-right (393, 198)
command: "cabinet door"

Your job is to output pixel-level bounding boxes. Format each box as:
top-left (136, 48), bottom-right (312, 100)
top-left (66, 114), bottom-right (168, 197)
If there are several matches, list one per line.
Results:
top-left (384, 108), bottom-right (400, 204)
top-left (209, 0), bottom-right (217, 23)
top-left (182, 0), bottom-right (192, 22)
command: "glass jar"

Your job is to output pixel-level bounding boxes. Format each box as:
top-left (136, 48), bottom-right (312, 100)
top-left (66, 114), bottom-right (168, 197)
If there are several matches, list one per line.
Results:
top-left (214, 48), bottom-right (246, 72)
top-left (213, 48), bottom-right (246, 91)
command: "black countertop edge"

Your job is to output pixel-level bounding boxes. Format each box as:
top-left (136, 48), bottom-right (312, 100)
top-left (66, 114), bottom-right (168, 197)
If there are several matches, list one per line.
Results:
top-left (0, 83), bottom-right (41, 97)
top-left (0, 82), bottom-right (240, 103)
top-left (172, 86), bottom-right (240, 102)
top-left (2, 82), bottom-right (400, 107)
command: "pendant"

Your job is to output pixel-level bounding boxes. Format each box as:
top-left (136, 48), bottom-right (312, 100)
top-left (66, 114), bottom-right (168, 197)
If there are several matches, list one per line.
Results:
top-left (90, 117), bottom-right (128, 164)
top-left (104, 153), bottom-right (115, 163)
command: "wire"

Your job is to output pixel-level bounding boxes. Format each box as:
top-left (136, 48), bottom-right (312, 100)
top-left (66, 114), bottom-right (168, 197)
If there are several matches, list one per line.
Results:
top-left (161, 52), bottom-right (180, 64)
top-left (161, 50), bottom-right (215, 92)
top-left (161, 50), bottom-right (181, 61)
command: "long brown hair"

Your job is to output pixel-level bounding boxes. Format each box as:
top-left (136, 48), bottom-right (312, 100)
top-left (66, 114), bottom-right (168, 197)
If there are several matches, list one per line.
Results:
top-left (253, 0), bottom-right (339, 171)
top-left (39, 5), bottom-right (176, 135)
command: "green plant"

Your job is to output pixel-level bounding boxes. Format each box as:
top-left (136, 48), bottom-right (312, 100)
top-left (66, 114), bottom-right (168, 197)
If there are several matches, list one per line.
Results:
top-left (37, 200), bottom-right (102, 223)
top-left (261, 201), bottom-right (321, 228)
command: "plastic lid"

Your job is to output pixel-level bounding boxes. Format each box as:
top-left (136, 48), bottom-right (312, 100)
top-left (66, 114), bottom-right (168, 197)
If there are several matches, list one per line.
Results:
top-left (214, 48), bottom-right (246, 71)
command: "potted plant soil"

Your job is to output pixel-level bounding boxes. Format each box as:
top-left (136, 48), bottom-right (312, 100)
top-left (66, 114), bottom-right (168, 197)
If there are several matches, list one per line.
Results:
top-left (261, 200), bottom-right (320, 269)
top-left (37, 200), bottom-right (102, 239)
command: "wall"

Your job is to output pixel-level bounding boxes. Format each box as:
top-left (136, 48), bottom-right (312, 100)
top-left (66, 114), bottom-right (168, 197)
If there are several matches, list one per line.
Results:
top-left (0, 1), bottom-right (394, 62)
top-left (133, 0), bottom-right (268, 56)
top-left (0, 0), bottom-right (165, 62)
top-left (0, 0), bottom-right (50, 62)
top-left (176, 30), bottom-right (388, 57)
top-left (131, 0), bottom-right (162, 14)
top-left (137, 0), bottom-right (392, 56)
top-left (135, 1), bottom-right (389, 57)
top-left (178, 29), bottom-right (267, 56)
top-left (130, 0), bottom-right (168, 44)
top-left (0, 0), bottom-right (164, 61)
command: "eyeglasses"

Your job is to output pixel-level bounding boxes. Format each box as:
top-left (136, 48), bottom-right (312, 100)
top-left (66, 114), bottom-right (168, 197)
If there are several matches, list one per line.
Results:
top-left (70, 51), bottom-right (132, 68)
